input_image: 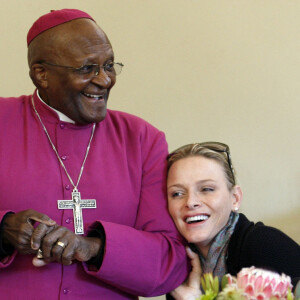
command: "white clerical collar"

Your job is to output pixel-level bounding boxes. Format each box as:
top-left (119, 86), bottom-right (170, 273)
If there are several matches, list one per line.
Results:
top-left (37, 90), bottom-right (75, 124)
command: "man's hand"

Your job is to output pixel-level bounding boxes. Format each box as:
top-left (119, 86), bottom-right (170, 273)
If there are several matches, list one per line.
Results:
top-left (31, 226), bottom-right (102, 267)
top-left (3, 209), bottom-right (56, 255)
top-left (170, 247), bottom-right (202, 300)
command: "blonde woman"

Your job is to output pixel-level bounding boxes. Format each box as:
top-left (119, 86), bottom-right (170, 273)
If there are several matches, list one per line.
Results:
top-left (166, 142), bottom-right (300, 299)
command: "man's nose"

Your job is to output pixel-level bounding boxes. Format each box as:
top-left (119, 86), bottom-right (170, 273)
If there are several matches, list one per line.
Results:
top-left (92, 68), bottom-right (112, 88)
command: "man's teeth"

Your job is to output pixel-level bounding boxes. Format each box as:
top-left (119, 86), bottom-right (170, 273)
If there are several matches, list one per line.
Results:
top-left (83, 93), bottom-right (103, 99)
top-left (186, 215), bottom-right (208, 224)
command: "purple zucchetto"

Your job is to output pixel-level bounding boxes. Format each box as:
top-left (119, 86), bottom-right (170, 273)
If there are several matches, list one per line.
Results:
top-left (27, 8), bottom-right (94, 46)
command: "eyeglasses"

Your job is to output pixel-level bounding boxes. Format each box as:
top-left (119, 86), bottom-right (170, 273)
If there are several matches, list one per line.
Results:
top-left (41, 61), bottom-right (124, 77)
top-left (168, 141), bottom-right (235, 184)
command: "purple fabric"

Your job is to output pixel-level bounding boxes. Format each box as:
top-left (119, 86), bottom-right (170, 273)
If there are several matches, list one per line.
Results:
top-left (27, 9), bottom-right (94, 46)
top-left (0, 91), bottom-right (188, 299)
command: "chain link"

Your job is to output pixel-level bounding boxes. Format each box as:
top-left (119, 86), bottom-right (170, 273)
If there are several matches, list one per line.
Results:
top-left (31, 96), bottom-right (95, 191)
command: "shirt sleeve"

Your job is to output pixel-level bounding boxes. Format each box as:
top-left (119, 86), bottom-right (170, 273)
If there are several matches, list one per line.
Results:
top-left (86, 222), bottom-right (106, 270)
top-left (0, 211), bottom-right (17, 267)
top-left (84, 130), bottom-right (189, 297)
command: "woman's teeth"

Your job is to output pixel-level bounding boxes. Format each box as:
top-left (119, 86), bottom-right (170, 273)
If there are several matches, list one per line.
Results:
top-left (186, 215), bottom-right (209, 224)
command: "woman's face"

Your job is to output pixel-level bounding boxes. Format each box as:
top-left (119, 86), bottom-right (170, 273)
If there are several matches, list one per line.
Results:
top-left (167, 156), bottom-right (241, 257)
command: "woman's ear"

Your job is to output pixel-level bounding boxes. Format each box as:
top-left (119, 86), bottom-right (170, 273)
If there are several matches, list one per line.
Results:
top-left (231, 185), bottom-right (243, 212)
top-left (29, 64), bottom-right (48, 89)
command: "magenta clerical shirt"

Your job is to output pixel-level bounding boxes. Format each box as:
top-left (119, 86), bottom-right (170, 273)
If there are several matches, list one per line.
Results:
top-left (0, 91), bottom-right (188, 299)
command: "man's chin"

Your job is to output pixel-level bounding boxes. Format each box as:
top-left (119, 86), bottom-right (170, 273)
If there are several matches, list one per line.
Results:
top-left (76, 109), bottom-right (107, 125)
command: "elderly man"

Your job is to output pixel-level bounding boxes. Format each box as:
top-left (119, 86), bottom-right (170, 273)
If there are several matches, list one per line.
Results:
top-left (0, 9), bottom-right (188, 299)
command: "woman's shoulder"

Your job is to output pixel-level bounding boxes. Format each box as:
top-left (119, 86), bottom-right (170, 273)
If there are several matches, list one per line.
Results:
top-left (227, 213), bottom-right (300, 280)
top-left (233, 213), bottom-right (299, 246)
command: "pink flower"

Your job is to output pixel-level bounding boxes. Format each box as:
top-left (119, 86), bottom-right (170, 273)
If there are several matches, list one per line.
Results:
top-left (236, 267), bottom-right (293, 300)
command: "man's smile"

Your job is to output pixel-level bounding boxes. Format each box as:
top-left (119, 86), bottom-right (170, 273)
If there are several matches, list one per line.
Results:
top-left (81, 92), bottom-right (106, 101)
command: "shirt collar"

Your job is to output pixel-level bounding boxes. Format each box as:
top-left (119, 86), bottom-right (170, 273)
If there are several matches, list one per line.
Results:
top-left (36, 90), bottom-right (75, 124)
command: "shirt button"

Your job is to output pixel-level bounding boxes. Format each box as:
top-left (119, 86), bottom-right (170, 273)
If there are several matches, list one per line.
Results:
top-left (63, 288), bottom-right (70, 294)
top-left (65, 184), bottom-right (70, 190)
top-left (60, 123), bottom-right (65, 129)
top-left (65, 218), bottom-right (72, 224)
top-left (61, 155), bottom-right (67, 160)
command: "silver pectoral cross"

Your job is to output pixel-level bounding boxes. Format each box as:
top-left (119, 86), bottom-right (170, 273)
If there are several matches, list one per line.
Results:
top-left (57, 190), bottom-right (96, 234)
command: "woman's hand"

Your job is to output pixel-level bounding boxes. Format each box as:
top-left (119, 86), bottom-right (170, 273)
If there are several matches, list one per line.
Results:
top-left (170, 247), bottom-right (202, 300)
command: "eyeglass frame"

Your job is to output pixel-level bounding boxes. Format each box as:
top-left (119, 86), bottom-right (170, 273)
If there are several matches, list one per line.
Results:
top-left (40, 61), bottom-right (124, 77)
top-left (167, 141), bottom-right (236, 185)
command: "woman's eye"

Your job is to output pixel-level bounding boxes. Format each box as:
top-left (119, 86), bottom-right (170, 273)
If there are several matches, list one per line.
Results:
top-left (171, 191), bottom-right (183, 198)
top-left (202, 187), bottom-right (214, 192)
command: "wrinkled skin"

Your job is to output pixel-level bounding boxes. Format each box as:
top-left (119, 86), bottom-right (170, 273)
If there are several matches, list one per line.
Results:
top-left (2, 19), bottom-right (112, 266)
top-left (3, 210), bottom-right (56, 255)
top-left (3, 210), bottom-right (101, 267)
top-left (31, 225), bottom-right (101, 267)
top-left (28, 18), bottom-right (116, 125)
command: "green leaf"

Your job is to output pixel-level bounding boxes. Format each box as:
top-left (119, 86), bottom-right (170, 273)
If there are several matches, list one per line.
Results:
top-left (233, 295), bottom-right (245, 300)
top-left (294, 281), bottom-right (300, 300)
top-left (221, 275), bottom-right (228, 290)
top-left (286, 291), bottom-right (293, 300)
top-left (213, 276), bottom-right (219, 293)
top-left (205, 274), bottom-right (212, 290)
top-left (201, 276), bottom-right (206, 291)
top-left (200, 289), bottom-right (218, 300)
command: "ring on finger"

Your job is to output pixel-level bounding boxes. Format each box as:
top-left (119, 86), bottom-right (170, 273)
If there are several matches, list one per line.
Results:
top-left (56, 241), bottom-right (66, 249)
top-left (36, 248), bottom-right (44, 259)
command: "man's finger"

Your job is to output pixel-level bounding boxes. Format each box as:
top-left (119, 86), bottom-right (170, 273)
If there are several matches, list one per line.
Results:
top-left (31, 223), bottom-right (56, 250)
top-left (32, 256), bottom-right (49, 267)
top-left (27, 216), bottom-right (56, 227)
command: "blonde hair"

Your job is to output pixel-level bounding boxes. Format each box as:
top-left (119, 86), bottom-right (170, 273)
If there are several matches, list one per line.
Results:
top-left (167, 142), bottom-right (236, 190)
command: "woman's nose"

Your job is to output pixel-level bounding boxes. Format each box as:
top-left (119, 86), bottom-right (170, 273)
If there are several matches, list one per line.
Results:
top-left (186, 193), bottom-right (202, 209)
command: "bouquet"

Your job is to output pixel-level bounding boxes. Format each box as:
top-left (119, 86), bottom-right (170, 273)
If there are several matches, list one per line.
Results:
top-left (198, 266), bottom-right (299, 300)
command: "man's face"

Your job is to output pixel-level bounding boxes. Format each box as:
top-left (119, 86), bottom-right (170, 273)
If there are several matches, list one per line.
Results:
top-left (39, 19), bottom-right (116, 124)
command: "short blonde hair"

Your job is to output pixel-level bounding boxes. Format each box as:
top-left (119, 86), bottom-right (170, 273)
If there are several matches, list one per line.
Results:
top-left (167, 142), bottom-right (236, 190)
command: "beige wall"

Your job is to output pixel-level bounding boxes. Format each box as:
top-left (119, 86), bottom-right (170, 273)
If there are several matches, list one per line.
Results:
top-left (1, 1), bottom-right (299, 299)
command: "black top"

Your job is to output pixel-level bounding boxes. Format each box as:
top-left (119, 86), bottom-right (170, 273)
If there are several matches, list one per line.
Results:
top-left (227, 213), bottom-right (300, 287)
top-left (167, 213), bottom-right (300, 299)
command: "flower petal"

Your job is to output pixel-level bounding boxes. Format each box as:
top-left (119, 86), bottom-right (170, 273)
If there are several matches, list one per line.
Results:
top-left (244, 284), bottom-right (255, 296)
top-left (262, 283), bottom-right (273, 298)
